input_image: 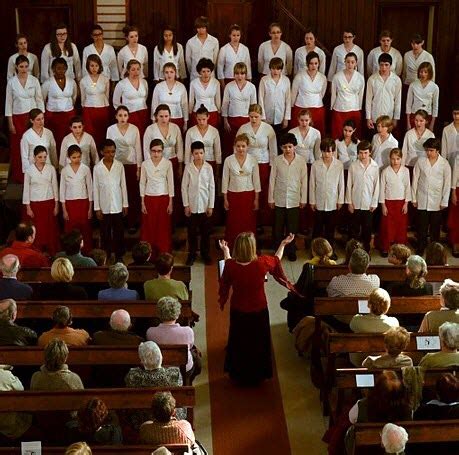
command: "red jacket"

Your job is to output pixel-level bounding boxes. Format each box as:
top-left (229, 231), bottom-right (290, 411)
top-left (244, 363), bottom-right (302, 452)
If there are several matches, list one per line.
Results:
top-left (0, 241), bottom-right (50, 268)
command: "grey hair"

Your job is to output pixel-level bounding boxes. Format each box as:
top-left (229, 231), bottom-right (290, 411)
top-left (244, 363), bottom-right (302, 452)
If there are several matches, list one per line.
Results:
top-left (440, 279), bottom-right (459, 310)
top-left (158, 296), bottom-right (181, 322)
top-left (381, 423), bottom-right (408, 454)
top-left (108, 262), bottom-right (129, 288)
top-left (349, 249), bottom-right (369, 274)
top-left (406, 255), bottom-right (427, 289)
top-left (0, 254), bottom-right (20, 277)
top-left (109, 309), bottom-right (131, 331)
top-left (0, 299), bottom-right (17, 321)
top-left (138, 341), bottom-right (162, 369)
top-left (439, 322), bottom-right (459, 350)
top-left (152, 448), bottom-right (172, 455)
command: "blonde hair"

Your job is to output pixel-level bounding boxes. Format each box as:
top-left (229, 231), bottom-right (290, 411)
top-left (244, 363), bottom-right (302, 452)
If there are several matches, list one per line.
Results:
top-left (384, 327), bottom-right (410, 356)
top-left (311, 238), bottom-right (334, 265)
top-left (248, 104), bottom-right (263, 116)
top-left (51, 257), bottom-right (74, 283)
top-left (368, 288), bottom-right (391, 316)
top-left (232, 232), bottom-right (257, 263)
top-left (376, 115), bottom-right (393, 132)
top-left (388, 243), bottom-right (411, 264)
top-left (234, 133), bottom-right (249, 145)
top-left (233, 62), bottom-right (247, 74)
top-left (65, 442), bottom-right (92, 455)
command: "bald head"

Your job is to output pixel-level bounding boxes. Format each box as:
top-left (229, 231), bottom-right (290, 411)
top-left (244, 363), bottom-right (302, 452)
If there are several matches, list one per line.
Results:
top-left (1, 254), bottom-right (20, 277)
top-left (110, 309), bottom-right (131, 331)
top-left (0, 299), bottom-right (17, 322)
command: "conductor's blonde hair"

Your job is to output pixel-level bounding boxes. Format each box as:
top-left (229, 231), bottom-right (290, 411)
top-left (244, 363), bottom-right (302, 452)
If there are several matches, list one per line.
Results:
top-left (233, 232), bottom-right (257, 263)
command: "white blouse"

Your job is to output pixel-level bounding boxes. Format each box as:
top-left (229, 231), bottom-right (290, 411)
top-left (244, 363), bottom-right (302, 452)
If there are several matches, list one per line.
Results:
top-left (217, 42), bottom-right (252, 80)
top-left (139, 157), bottom-right (174, 197)
top-left (294, 46), bottom-right (326, 75)
top-left (20, 128), bottom-right (57, 173)
top-left (345, 159), bottom-right (380, 210)
top-left (117, 44), bottom-right (149, 79)
top-left (112, 78), bottom-right (148, 113)
top-left (237, 122), bottom-right (277, 165)
top-left (41, 77), bottom-right (77, 112)
top-left (106, 124), bottom-right (142, 166)
top-left (366, 47), bottom-right (403, 76)
top-left (80, 74), bottom-right (110, 107)
top-left (151, 81), bottom-right (188, 120)
top-left (181, 161), bottom-right (215, 212)
top-left (331, 70), bottom-right (365, 112)
top-left (189, 77), bottom-right (221, 113)
top-left (59, 163), bottom-right (93, 201)
top-left (153, 44), bottom-right (186, 81)
top-left (258, 41), bottom-right (293, 75)
top-left (336, 139), bottom-right (359, 170)
top-left (327, 44), bottom-right (364, 81)
top-left (23, 163), bottom-right (58, 204)
top-left (184, 125), bottom-right (221, 164)
top-left (59, 132), bottom-right (99, 169)
top-left (441, 122), bottom-right (459, 169)
top-left (371, 133), bottom-right (399, 169)
top-left (403, 49), bottom-right (435, 85)
top-left (185, 34), bottom-right (220, 81)
top-left (82, 43), bottom-right (119, 81)
top-left (221, 81), bottom-right (257, 118)
top-left (402, 128), bottom-right (435, 166)
top-left (7, 52), bottom-right (40, 80)
top-left (143, 123), bottom-right (184, 162)
top-left (222, 154), bottom-right (261, 193)
top-left (5, 75), bottom-right (44, 116)
top-left (365, 72), bottom-right (402, 121)
top-left (40, 43), bottom-right (81, 82)
top-left (379, 165), bottom-right (411, 202)
top-left (289, 126), bottom-right (321, 163)
top-left (93, 159), bottom-right (128, 213)
top-left (406, 80), bottom-right (439, 116)
top-left (258, 74), bottom-right (291, 125)
top-left (291, 71), bottom-right (327, 108)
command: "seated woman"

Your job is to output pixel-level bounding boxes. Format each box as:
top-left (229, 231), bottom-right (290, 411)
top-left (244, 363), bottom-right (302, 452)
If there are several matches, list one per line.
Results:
top-left (40, 257), bottom-right (88, 300)
top-left (65, 442), bottom-right (92, 455)
top-left (419, 322), bottom-right (459, 368)
top-left (342, 238), bottom-right (363, 265)
top-left (425, 241), bottom-right (448, 295)
top-left (124, 341), bottom-right (184, 430)
top-left (362, 327), bottom-right (413, 369)
top-left (144, 253), bottom-right (189, 301)
top-left (387, 243), bottom-right (411, 266)
top-left (98, 262), bottom-right (139, 300)
top-left (129, 241), bottom-right (152, 266)
top-left (306, 237), bottom-right (337, 266)
top-left (147, 296), bottom-right (200, 384)
top-left (390, 255), bottom-right (433, 296)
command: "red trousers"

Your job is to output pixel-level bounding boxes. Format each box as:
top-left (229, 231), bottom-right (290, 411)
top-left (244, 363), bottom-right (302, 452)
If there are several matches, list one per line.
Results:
top-left (291, 105), bottom-right (326, 137)
top-left (379, 199), bottom-right (408, 252)
top-left (45, 109), bottom-right (76, 159)
top-left (64, 198), bottom-right (93, 253)
top-left (331, 110), bottom-right (361, 140)
top-left (82, 106), bottom-right (111, 151)
top-left (225, 190), bottom-right (256, 249)
top-left (10, 112), bottom-right (30, 183)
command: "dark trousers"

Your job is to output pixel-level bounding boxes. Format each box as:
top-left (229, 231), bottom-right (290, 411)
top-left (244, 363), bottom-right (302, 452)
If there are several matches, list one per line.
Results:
top-left (350, 209), bottom-right (373, 252)
top-left (417, 209), bottom-right (442, 253)
top-left (187, 212), bottom-right (212, 257)
top-left (312, 210), bottom-right (336, 243)
top-left (273, 206), bottom-right (299, 253)
top-left (100, 212), bottom-right (125, 259)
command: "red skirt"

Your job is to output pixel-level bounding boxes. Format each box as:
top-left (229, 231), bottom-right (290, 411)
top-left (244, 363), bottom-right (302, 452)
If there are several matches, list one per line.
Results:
top-left (170, 117), bottom-right (185, 131)
top-left (291, 105), bottom-right (326, 137)
top-left (124, 163), bottom-right (141, 228)
top-left (64, 198), bottom-right (92, 253)
top-left (448, 188), bottom-right (459, 245)
top-left (223, 116), bottom-right (248, 159)
top-left (128, 109), bottom-right (149, 139)
top-left (331, 110), bottom-right (361, 141)
top-left (141, 195), bottom-right (172, 258)
top-left (258, 163), bottom-right (273, 226)
top-left (379, 199), bottom-right (408, 252)
top-left (10, 112), bottom-right (30, 183)
top-left (408, 113), bottom-right (432, 130)
top-left (23, 199), bottom-right (60, 256)
top-left (82, 106), bottom-right (111, 151)
top-left (189, 111), bottom-right (220, 129)
top-left (45, 109), bottom-right (76, 158)
top-left (226, 190), bottom-right (256, 249)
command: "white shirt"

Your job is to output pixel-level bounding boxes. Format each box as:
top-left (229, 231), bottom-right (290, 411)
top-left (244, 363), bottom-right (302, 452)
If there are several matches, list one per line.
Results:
top-left (412, 155), bottom-right (451, 210)
top-left (59, 163), bottom-right (93, 201)
top-left (327, 44), bottom-right (364, 81)
top-left (406, 79), bottom-right (439, 116)
top-left (268, 154), bottom-right (308, 208)
top-left (185, 34), bottom-right (219, 80)
top-left (258, 41), bottom-right (293, 75)
top-left (117, 44), bottom-right (148, 79)
top-left (336, 139), bottom-right (359, 170)
top-left (403, 49), bottom-right (435, 84)
top-left (106, 124), bottom-right (142, 166)
top-left (80, 74), bottom-right (110, 107)
top-left (441, 122), bottom-right (459, 169)
top-left (143, 123), bottom-right (184, 162)
top-left (184, 125), bottom-right (221, 164)
top-left (331, 70), bottom-right (365, 112)
top-left (221, 154), bottom-right (261, 193)
top-left (237, 122), bottom-right (277, 165)
top-left (21, 128), bottom-right (57, 173)
top-left (289, 126), bottom-right (321, 163)
top-left (258, 74), bottom-right (291, 125)
top-left (309, 157), bottom-right (345, 211)
top-left (189, 77), bottom-right (221, 113)
top-left (181, 161), bottom-right (215, 212)
top-left (93, 159), bottom-right (128, 213)
top-left (221, 81), bottom-right (257, 118)
top-left (23, 163), bottom-right (58, 204)
top-left (452, 158), bottom-right (459, 189)
top-left (112, 78), bottom-right (148, 113)
top-left (5, 75), bottom-right (44, 116)
top-left (7, 52), bottom-right (39, 80)
top-left (294, 46), bottom-right (326, 75)
top-left (402, 128), bottom-right (435, 166)
top-left (59, 132), bottom-right (99, 169)
top-left (366, 47), bottom-right (403, 76)
top-left (345, 159), bottom-right (380, 209)
top-left (152, 81), bottom-right (188, 120)
top-left (40, 43), bottom-right (81, 82)
top-left (153, 44), bottom-right (186, 80)
top-left (291, 71), bottom-right (327, 108)
top-left (217, 42), bottom-right (252, 80)
top-left (82, 43), bottom-right (119, 81)
top-left (365, 72), bottom-right (402, 121)
top-left (379, 165), bottom-right (411, 202)
top-left (371, 133), bottom-right (399, 169)
top-left (139, 157), bottom-right (174, 197)
top-left (41, 77), bottom-right (77, 112)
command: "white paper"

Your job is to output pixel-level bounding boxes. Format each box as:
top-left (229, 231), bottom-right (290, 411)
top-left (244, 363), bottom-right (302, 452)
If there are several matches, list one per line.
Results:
top-left (358, 300), bottom-right (370, 314)
top-left (416, 336), bottom-right (441, 350)
top-left (356, 374), bottom-right (375, 388)
top-left (21, 441), bottom-right (41, 455)
top-left (218, 259), bottom-right (225, 278)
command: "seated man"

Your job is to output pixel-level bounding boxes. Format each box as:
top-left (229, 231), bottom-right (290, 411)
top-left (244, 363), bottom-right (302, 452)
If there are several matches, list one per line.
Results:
top-left (144, 253), bottom-right (189, 301)
top-left (98, 263), bottom-right (139, 300)
top-left (0, 299), bottom-right (37, 346)
top-left (129, 241), bottom-right (153, 266)
top-left (0, 223), bottom-right (50, 267)
top-left (93, 309), bottom-right (144, 345)
top-left (55, 230), bottom-right (97, 268)
top-left (0, 254), bottom-right (33, 300)
top-left (38, 305), bottom-right (90, 347)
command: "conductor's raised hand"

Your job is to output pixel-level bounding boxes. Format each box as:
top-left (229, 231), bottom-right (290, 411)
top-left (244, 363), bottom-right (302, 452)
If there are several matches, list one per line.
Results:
top-left (281, 233), bottom-right (295, 246)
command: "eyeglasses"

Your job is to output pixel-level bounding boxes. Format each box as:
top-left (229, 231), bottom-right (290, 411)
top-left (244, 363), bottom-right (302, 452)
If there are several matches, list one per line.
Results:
top-left (56, 32), bottom-right (68, 37)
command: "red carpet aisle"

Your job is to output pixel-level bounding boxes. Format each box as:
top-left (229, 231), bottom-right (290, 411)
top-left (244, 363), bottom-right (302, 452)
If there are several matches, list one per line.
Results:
top-left (205, 263), bottom-right (291, 454)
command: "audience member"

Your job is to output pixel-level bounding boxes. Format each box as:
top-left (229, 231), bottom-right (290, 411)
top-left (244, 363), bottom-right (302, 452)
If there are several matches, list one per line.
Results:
top-left (144, 253), bottom-right (189, 301)
top-left (0, 254), bottom-right (33, 300)
top-left (0, 223), bottom-right (50, 267)
top-left (0, 298), bottom-right (37, 346)
top-left (342, 238), bottom-right (363, 265)
top-left (425, 241), bottom-right (448, 295)
top-left (93, 309), bottom-right (143, 345)
top-left (98, 262), bottom-right (139, 300)
top-left (55, 229), bottom-right (97, 267)
top-left (419, 322), bottom-right (459, 368)
top-left (129, 241), bottom-right (153, 266)
top-left (306, 238), bottom-right (337, 266)
top-left (390, 255), bottom-right (433, 296)
top-left (40, 257), bottom-right (88, 300)
top-left (65, 442), bottom-right (92, 455)
top-left (88, 248), bottom-right (107, 266)
top-left (381, 423), bottom-right (408, 455)
top-left (387, 243), bottom-right (411, 265)
top-left (38, 305), bottom-right (90, 347)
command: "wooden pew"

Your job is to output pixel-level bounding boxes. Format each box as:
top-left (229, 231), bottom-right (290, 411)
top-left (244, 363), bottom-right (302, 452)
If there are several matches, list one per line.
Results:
top-left (0, 445), bottom-right (190, 455)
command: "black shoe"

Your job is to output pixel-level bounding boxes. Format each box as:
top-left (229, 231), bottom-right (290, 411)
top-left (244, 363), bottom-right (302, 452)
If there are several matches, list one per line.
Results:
top-left (380, 251), bottom-right (388, 258)
top-left (202, 255), bottom-right (213, 266)
top-left (287, 252), bottom-right (297, 262)
top-left (185, 254), bottom-right (196, 266)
